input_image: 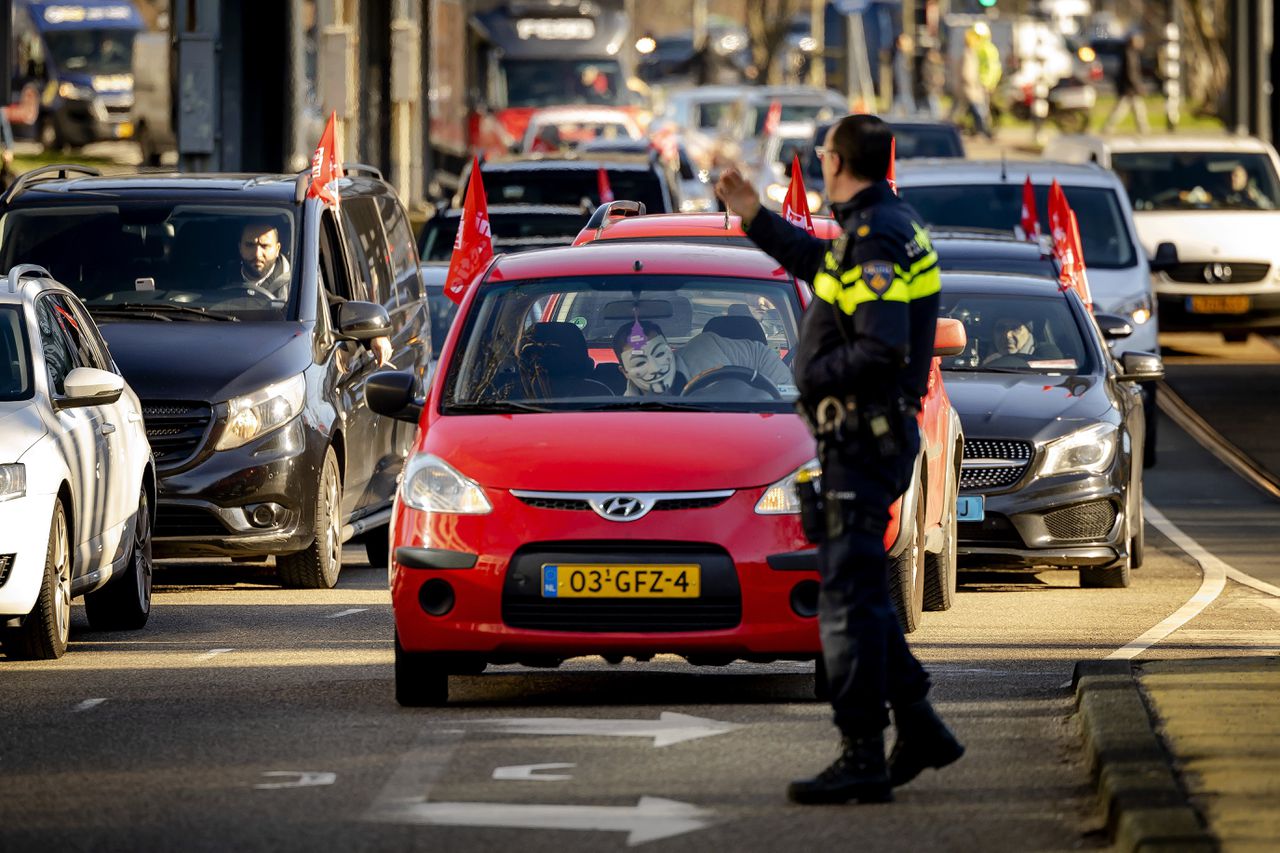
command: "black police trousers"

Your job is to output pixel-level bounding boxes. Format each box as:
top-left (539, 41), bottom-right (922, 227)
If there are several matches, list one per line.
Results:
top-left (816, 419), bottom-right (932, 736)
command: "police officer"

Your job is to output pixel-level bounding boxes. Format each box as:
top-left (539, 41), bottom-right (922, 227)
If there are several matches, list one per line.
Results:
top-left (716, 114), bottom-right (963, 804)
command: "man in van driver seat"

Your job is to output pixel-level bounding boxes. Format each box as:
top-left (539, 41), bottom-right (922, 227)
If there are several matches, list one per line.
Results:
top-left (612, 319), bottom-right (793, 396)
top-left (238, 221), bottom-right (292, 300)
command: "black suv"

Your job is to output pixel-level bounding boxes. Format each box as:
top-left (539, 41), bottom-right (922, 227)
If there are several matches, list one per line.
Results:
top-left (0, 165), bottom-right (431, 588)
top-left (457, 153), bottom-right (677, 213)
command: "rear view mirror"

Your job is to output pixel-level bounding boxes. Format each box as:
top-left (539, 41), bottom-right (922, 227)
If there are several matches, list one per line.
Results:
top-left (60, 367), bottom-right (124, 407)
top-left (365, 371), bottom-right (423, 424)
top-left (1094, 313), bottom-right (1134, 340)
top-left (336, 300), bottom-right (392, 341)
top-left (602, 299), bottom-right (675, 321)
top-left (1119, 351), bottom-right (1164, 382)
top-left (1149, 241), bottom-right (1179, 273)
top-left (933, 318), bottom-right (967, 357)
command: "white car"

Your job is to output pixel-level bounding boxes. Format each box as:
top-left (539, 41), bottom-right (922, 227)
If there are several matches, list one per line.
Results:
top-left (0, 266), bottom-right (154, 660)
top-left (1043, 134), bottom-right (1280, 339)
top-left (520, 107), bottom-right (644, 154)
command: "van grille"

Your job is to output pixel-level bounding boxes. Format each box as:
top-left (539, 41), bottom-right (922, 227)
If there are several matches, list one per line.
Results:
top-left (142, 401), bottom-right (212, 468)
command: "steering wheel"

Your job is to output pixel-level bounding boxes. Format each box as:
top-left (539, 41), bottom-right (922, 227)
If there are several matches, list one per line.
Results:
top-left (681, 365), bottom-right (782, 399)
top-left (982, 353), bottom-right (1032, 369)
top-left (218, 283), bottom-right (279, 301)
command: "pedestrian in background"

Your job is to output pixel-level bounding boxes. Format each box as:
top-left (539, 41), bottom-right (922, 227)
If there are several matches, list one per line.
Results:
top-left (914, 40), bottom-right (945, 119)
top-left (955, 28), bottom-right (994, 140)
top-left (892, 32), bottom-right (916, 116)
top-left (715, 115), bottom-right (964, 805)
top-left (1101, 31), bottom-right (1150, 134)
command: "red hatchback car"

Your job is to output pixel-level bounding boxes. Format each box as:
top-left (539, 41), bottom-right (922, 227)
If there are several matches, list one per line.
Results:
top-left (368, 240), bottom-right (964, 706)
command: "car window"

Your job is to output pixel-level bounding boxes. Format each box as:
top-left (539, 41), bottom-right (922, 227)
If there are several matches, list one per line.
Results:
top-left (341, 196), bottom-right (393, 306)
top-left (892, 127), bottom-right (964, 159)
top-left (939, 291), bottom-right (1095, 374)
top-left (48, 294), bottom-right (110, 371)
top-left (751, 103), bottom-right (838, 135)
top-left (419, 210), bottom-right (589, 262)
top-left (34, 296), bottom-right (83, 395)
top-left (899, 184), bottom-right (1136, 269)
top-left (442, 275), bottom-right (801, 413)
top-left (0, 306), bottom-right (33, 401)
top-left (1111, 151), bottom-right (1280, 211)
top-left (376, 194), bottom-right (418, 284)
top-left (424, 286), bottom-right (459, 356)
top-left (480, 168), bottom-right (670, 212)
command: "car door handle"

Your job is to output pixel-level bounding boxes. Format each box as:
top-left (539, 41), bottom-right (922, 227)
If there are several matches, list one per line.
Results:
top-left (100, 423), bottom-right (116, 436)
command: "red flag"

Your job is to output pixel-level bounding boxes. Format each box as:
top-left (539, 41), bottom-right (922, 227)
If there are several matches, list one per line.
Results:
top-left (887, 137), bottom-right (897, 194)
top-left (782, 153), bottom-right (816, 235)
top-left (763, 100), bottom-right (782, 137)
top-left (1020, 176), bottom-right (1040, 242)
top-left (1047, 179), bottom-right (1071, 259)
top-left (307, 111), bottom-right (344, 206)
top-left (1066, 209), bottom-right (1093, 310)
top-left (444, 157), bottom-right (493, 306)
top-left (597, 166), bottom-right (615, 204)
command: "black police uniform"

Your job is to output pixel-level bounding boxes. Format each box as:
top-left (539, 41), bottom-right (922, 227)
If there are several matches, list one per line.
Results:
top-left (745, 179), bottom-right (941, 738)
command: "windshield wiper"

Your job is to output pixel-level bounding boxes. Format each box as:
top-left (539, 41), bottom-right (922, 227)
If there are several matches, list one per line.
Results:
top-left (591, 399), bottom-right (718, 412)
top-left (87, 302), bottom-right (241, 322)
top-left (446, 400), bottom-right (554, 414)
top-left (945, 366), bottom-right (1041, 375)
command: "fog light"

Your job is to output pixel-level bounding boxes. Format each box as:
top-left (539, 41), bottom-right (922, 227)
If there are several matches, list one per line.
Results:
top-left (790, 580), bottom-right (820, 618)
top-left (247, 503), bottom-right (284, 528)
top-left (419, 579), bottom-right (455, 616)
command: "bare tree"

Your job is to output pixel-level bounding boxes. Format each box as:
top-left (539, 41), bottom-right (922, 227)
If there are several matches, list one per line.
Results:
top-left (745, 0), bottom-right (809, 84)
top-left (1170, 0), bottom-right (1230, 118)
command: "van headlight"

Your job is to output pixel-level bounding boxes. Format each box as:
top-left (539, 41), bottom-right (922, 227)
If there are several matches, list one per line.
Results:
top-left (755, 459), bottom-right (821, 514)
top-left (213, 375), bottom-right (306, 451)
top-left (1112, 294), bottom-right (1154, 325)
top-left (0, 464), bottom-right (26, 503)
top-left (1039, 423), bottom-right (1118, 476)
top-left (400, 454), bottom-right (492, 514)
top-left (58, 81), bottom-right (95, 100)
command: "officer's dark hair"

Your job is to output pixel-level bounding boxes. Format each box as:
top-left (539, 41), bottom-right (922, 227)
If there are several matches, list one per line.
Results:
top-left (611, 320), bottom-right (667, 357)
top-left (829, 114), bottom-right (894, 183)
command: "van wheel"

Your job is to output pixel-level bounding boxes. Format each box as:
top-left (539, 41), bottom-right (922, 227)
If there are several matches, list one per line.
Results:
top-left (4, 501), bottom-right (72, 660)
top-left (278, 448), bottom-right (343, 589)
top-left (85, 486), bottom-right (153, 631)
top-left (39, 116), bottom-right (64, 153)
top-left (395, 632), bottom-right (449, 707)
top-left (890, 484), bottom-right (926, 633)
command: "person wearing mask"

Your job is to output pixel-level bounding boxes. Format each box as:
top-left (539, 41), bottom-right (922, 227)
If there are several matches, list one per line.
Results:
top-left (715, 115), bottom-right (963, 805)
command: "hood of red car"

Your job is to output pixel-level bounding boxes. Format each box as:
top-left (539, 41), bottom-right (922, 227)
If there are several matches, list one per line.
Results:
top-left (423, 411), bottom-right (815, 492)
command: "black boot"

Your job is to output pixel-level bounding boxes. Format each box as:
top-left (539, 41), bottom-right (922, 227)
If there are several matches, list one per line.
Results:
top-left (787, 733), bottom-right (893, 805)
top-left (888, 698), bottom-right (965, 787)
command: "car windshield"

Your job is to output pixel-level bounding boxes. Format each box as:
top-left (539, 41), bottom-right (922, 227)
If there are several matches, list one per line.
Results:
top-left (1111, 151), bottom-right (1280, 211)
top-left (939, 291), bottom-right (1095, 374)
top-left (899, 183), bottom-right (1137, 268)
top-left (419, 210), bottom-right (588, 261)
top-left (0, 204), bottom-right (299, 321)
top-left (443, 275), bottom-right (801, 414)
top-left (692, 100), bottom-right (739, 131)
top-left (0, 306), bottom-right (33, 401)
top-left (45, 28), bottom-right (135, 75)
top-left (802, 125), bottom-right (963, 180)
top-left (751, 102), bottom-right (839, 135)
top-left (480, 168), bottom-right (669, 212)
top-left (501, 59), bottom-right (628, 108)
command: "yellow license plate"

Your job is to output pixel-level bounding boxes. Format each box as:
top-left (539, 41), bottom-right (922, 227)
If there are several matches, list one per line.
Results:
top-left (541, 564), bottom-right (700, 598)
top-left (115, 121), bottom-right (133, 139)
top-left (1188, 295), bottom-right (1250, 314)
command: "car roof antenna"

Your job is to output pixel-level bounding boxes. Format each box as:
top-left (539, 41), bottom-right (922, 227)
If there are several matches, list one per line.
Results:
top-left (724, 207), bottom-right (730, 230)
top-left (1000, 151), bottom-right (1008, 182)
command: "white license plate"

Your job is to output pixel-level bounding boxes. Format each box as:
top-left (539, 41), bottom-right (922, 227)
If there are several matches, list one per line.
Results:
top-left (957, 496), bottom-right (985, 522)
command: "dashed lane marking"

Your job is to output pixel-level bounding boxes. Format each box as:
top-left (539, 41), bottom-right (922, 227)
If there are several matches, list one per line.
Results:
top-left (198, 648), bottom-right (234, 660)
top-left (325, 608), bottom-right (368, 619)
top-left (73, 698), bottom-right (106, 712)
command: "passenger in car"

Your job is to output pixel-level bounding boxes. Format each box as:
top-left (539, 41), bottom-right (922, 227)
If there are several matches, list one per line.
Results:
top-left (612, 320), bottom-right (792, 396)
top-left (983, 315), bottom-right (1063, 364)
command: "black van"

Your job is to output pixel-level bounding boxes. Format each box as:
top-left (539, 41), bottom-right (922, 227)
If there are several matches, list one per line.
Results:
top-left (0, 165), bottom-right (431, 588)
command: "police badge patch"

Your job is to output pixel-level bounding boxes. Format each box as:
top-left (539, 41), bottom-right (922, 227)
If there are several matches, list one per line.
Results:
top-left (863, 261), bottom-right (893, 295)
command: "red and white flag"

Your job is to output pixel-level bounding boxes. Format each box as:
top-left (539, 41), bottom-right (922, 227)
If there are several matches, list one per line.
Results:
top-left (1020, 175), bottom-right (1040, 242)
top-left (444, 157), bottom-right (493, 306)
top-left (1066, 208), bottom-right (1093, 309)
top-left (597, 166), bottom-right (615, 204)
top-left (887, 137), bottom-right (897, 194)
top-left (1047, 179), bottom-right (1071, 260)
top-left (782, 153), bottom-right (815, 235)
top-left (763, 100), bottom-right (782, 137)
top-left (307, 111), bottom-right (344, 207)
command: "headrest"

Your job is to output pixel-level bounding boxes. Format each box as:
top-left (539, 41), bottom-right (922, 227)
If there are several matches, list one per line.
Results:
top-left (704, 315), bottom-right (767, 345)
top-left (520, 322), bottom-right (594, 378)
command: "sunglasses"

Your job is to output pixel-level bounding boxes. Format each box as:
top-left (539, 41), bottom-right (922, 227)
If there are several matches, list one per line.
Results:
top-left (814, 146), bottom-right (829, 161)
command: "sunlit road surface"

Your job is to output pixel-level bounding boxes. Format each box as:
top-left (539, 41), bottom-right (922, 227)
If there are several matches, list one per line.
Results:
top-left (2, 334), bottom-right (1279, 851)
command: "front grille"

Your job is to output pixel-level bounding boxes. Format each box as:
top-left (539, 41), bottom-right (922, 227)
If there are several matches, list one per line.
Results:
top-left (502, 543), bottom-right (742, 632)
top-left (513, 494), bottom-right (731, 512)
top-left (958, 514), bottom-right (1024, 547)
top-left (517, 496), bottom-right (591, 511)
top-left (652, 496), bottom-right (730, 511)
top-left (1166, 262), bottom-right (1270, 284)
top-left (961, 439), bottom-right (1033, 491)
top-left (142, 401), bottom-right (212, 468)
top-left (0, 554), bottom-right (13, 587)
top-left (155, 505), bottom-right (229, 538)
top-left (1043, 501), bottom-right (1117, 541)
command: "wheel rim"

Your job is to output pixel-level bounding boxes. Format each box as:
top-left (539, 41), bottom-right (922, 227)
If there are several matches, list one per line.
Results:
top-left (52, 509), bottom-right (71, 646)
top-left (134, 492), bottom-right (152, 609)
top-left (324, 469), bottom-right (341, 571)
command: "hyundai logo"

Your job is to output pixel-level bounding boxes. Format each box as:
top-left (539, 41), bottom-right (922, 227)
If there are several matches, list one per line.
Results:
top-left (593, 495), bottom-right (652, 522)
top-left (1203, 263), bottom-right (1233, 283)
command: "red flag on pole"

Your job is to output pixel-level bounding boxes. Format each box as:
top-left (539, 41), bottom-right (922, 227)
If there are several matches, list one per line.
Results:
top-left (782, 153), bottom-right (816, 235)
top-left (887, 137), bottom-right (897, 194)
top-left (1066, 209), bottom-right (1093, 310)
top-left (763, 100), bottom-right (782, 137)
top-left (307, 111), bottom-right (344, 206)
top-left (444, 157), bottom-right (493, 306)
top-left (597, 166), bottom-right (615, 204)
top-left (1020, 175), bottom-right (1040, 242)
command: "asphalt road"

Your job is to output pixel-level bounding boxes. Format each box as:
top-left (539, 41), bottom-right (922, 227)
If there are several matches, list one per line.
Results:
top-left (3, 334), bottom-right (1279, 852)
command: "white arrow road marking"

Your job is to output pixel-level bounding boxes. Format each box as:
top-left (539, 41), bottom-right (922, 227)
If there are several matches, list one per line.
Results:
top-left (386, 797), bottom-right (715, 845)
top-left (492, 762), bottom-right (575, 782)
top-left (469, 712), bottom-right (744, 747)
top-left (73, 698), bottom-right (106, 712)
top-left (198, 648), bottom-right (234, 660)
top-left (325, 608), bottom-right (368, 619)
top-left (255, 771), bottom-right (337, 790)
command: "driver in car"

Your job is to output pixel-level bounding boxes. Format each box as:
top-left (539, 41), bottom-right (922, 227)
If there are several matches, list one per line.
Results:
top-left (612, 319), bottom-right (793, 396)
top-left (238, 221), bottom-right (292, 300)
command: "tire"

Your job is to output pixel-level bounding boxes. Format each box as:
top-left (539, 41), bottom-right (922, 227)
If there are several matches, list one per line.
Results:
top-left (924, 471), bottom-right (958, 612)
top-left (278, 448), bottom-right (343, 589)
top-left (84, 486), bottom-right (153, 631)
top-left (1130, 481), bottom-right (1146, 570)
top-left (362, 526), bottom-right (390, 569)
top-left (890, 483), bottom-right (926, 633)
top-left (813, 655), bottom-right (830, 701)
top-left (39, 116), bottom-right (64, 153)
top-left (394, 632), bottom-right (449, 707)
top-left (3, 501), bottom-right (72, 660)
top-left (1080, 514), bottom-right (1133, 588)
top-left (1143, 383), bottom-right (1158, 468)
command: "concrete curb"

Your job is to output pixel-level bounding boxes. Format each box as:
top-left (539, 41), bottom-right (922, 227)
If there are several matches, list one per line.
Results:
top-left (1072, 660), bottom-right (1219, 853)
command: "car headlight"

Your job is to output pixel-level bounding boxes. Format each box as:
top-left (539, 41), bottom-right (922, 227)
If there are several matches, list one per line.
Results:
top-left (806, 191), bottom-right (822, 212)
top-left (400, 454), bottom-right (492, 514)
top-left (0, 464), bottom-right (26, 503)
top-left (1039, 423), bottom-right (1118, 476)
top-left (58, 81), bottom-right (95, 100)
top-left (1110, 293), bottom-right (1154, 326)
top-left (755, 459), bottom-right (821, 514)
top-left (680, 197), bottom-right (717, 213)
top-left (213, 375), bottom-right (306, 451)
top-left (765, 183), bottom-right (788, 204)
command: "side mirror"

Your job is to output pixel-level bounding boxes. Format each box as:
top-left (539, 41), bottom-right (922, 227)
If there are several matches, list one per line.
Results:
top-left (1094, 312), bottom-right (1134, 340)
top-left (365, 371), bottom-right (424, 424)
top-left (336, 300), bottom-right (392, 342)
top-left (1149, 241), bottom-right (1179, 273)
top-left (933, 318), bottom-right (967, 357)
top-left (1119, 351), bottom-right (1164, 383)
top-left (60, 367), bottom-right (124, 407)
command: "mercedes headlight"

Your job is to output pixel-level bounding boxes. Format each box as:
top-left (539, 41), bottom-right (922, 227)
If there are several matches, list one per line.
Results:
top-left (58, 81), bottom-right (95, 100)
top-left (755, 459), bottom-right (821, 514)
top-left (400, 454), bottom-right (492, 514)
top-left (1111, 293), bottom-right (1154, 326)
top-left (765, 183), bottom-right (788, 204)
top-left (0, 464), bottom-right (26, 503)
top-left (213, 375), bottom-right (306, 451)
top-left (1039, 423), bottom-right (1118, 476)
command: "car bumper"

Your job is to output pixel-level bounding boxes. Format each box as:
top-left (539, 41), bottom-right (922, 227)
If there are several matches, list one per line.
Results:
top-left (0, 492), bottom-right (56, 617)
top-left (52, 101), bottom-right (133, 146)
top-left (152, 418), bottom-right (326, 559)
top-left (1155, 289), bottom-right (1280, 333)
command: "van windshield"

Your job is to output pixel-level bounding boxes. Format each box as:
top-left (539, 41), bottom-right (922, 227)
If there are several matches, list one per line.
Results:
top-left (45, 29), bottom-right (136, 76)
top-left (1111, 151), bottom-right (1280, 211)
top-left (0, 204), bottom-right (299, 321)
